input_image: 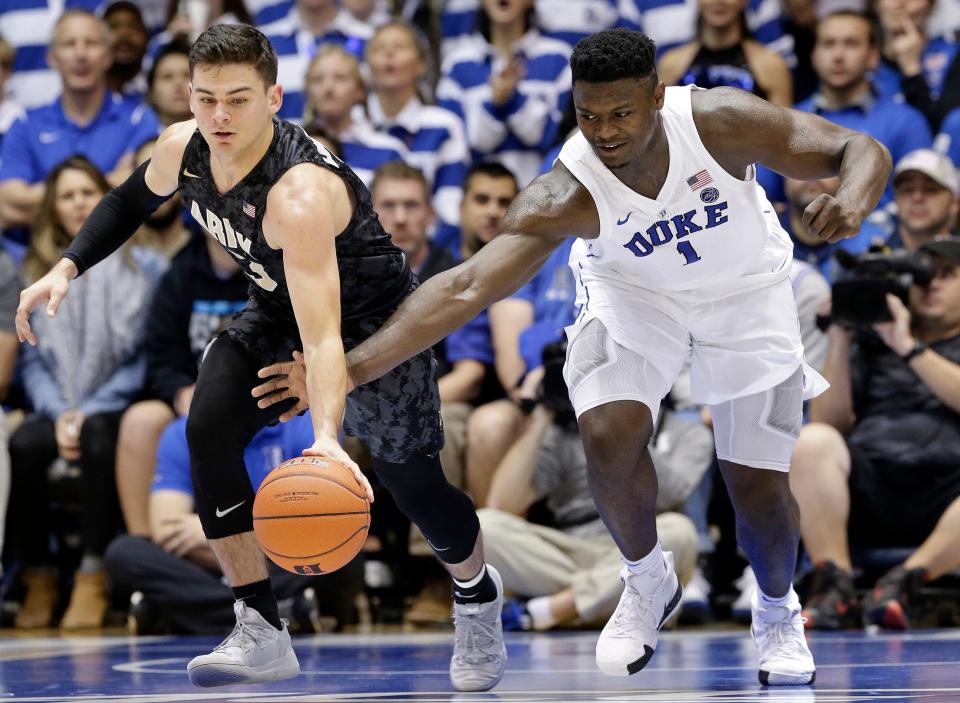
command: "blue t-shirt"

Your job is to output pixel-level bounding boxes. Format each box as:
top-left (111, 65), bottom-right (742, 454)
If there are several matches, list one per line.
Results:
top-left (874, 37), bottom-right (959, 101)
top-left (0, 92), bottom-right (160, 184)
top-left (446, 310), bottom-right (495, 366)
top-left (152, 413), bottom-right (315, 495)
top-left (935, 107), bottom-right (960, 165)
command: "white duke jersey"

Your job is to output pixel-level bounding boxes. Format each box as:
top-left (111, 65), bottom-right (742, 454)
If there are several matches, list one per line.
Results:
top-left (558, 84), bottom-right (793, 301)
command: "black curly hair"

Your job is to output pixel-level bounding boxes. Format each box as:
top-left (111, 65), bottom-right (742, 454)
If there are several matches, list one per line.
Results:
top-left (570, 29), bottom-right (657, 84)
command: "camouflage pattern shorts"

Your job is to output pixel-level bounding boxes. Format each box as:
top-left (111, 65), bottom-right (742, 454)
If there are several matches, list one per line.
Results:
top-left (226, 295), bottom-right (444, 464)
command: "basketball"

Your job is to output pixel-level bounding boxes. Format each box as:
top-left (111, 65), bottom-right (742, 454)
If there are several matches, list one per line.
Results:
top-left (253, 456), bottom-right (370, 575)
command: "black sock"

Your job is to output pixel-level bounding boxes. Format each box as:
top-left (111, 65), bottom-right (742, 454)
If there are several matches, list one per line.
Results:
top-left (232, 578), bottom-right (281, 630)
top-left (453, 564), bottom-right (498, 605)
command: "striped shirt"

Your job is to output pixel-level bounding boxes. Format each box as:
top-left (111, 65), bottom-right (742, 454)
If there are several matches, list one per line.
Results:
top-left (0, 0), bottom-right (103, 109)
top-left (620, 0), bottom-right (794, 61)
top-left (265, 7), bottom-right (375, 123)
top-left (367, 93), bottom-right (469, 239)
top-left (441, 0), bottom-right (625, 58)
top-left (338, 113), bottom-right (410, 188)
top-left (437, 30), bottom-right (571, 186)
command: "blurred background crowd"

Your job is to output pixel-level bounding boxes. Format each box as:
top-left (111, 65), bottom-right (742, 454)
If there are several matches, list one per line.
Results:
top-left (0, 0), bottom-right (958, 638)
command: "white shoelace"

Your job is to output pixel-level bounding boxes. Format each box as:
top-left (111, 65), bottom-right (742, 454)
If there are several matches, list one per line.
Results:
top-left (757, 611), bottom-right (808, 658)
top-left (610, 585), bottom-right (661, 638)
top-left (453, 606), bottom-right (501, 665)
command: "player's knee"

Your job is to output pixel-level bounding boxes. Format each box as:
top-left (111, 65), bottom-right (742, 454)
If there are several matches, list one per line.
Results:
top-left (579, 403), bottom-right (654, 462)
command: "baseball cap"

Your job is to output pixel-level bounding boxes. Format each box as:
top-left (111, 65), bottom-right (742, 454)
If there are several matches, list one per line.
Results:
top-left (920, 235), bottom-right (960, 262)
top-left (892, 149), bottom-right (959, 196)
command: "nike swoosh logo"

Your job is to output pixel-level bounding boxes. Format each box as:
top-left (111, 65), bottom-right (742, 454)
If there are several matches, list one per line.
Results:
top-left (39, 132), bottom-right (59, 143)
top-left (183, 167), bottom-right (203, 178)
top-left (617, 212), bottom-right (632, 226)
top-left (215, 501), bottom-right (245, 518)
top-left (426, 539), bottom-right (450, 552)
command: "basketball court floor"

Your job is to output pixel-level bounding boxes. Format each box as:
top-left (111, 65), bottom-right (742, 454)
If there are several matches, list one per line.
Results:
top-left (3, 628), bottom-right (960, 702)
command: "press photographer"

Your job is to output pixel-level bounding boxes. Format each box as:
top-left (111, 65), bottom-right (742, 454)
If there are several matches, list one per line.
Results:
top-left (790, 236), bottom-right (960, 630)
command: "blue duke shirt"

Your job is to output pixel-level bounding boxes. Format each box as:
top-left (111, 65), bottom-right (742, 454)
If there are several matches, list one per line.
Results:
top-left (0, 92), bottom-right (160, 185)
top-left (152, 413), bottom-right (315, 496)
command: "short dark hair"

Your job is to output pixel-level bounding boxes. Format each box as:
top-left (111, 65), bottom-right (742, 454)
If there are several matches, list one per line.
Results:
top-left (570, 29), bottom-right (657, 84)
top-left (817, 11), bottom-right (881, 47)
top-left (189, 24), bottom-right (278, 87)
top-left (148, 38), bottom-right (190, 90)
top-left (371, 161), bottom-right (431, 202)
top-left (464, 162), bottom-right (518, 195)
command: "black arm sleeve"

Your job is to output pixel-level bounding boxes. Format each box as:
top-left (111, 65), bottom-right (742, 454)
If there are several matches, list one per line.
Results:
top-left (62, 159), bottom-right (174, 276)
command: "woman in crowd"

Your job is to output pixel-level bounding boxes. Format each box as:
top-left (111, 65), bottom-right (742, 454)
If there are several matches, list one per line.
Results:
top-left (366, 20), bottom-right (469, 243)
top-left (304, 44), bottom-right (408, 188)
top-left (147, 40), bottom-right (192, 128)
top-left (9, 157), bottom-right (166, 630)
top-left (437, 0), bottom-right (572, 187)
top-left (657, 0), bottom-right (793, 106)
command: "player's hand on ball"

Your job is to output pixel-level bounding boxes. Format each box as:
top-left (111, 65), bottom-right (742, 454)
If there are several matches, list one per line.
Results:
top-left (801, 194), bottom-right (863, 244)
top-left (303, 436), bottom-right (374, 503)
top-left (16, 261), bottom-right (75, 345)
top-left (253, 350), bottom-right (309, 421)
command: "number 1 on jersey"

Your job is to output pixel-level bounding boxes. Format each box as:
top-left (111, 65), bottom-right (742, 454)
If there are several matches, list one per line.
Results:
top-left (677, 241), bottom-right (702, 265)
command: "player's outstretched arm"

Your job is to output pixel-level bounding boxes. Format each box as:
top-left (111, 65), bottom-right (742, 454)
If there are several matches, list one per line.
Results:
top-left (347, 164), bottom-right (596, 387)
top-left (694, 87), bottom-right (892, 243)
top-left (15, 120), bottom-right (195, 346)
top-left (266, 165), bottom-right (374, 502)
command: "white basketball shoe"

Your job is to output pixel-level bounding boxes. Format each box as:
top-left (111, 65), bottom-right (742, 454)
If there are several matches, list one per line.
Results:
top-left (449, 564), bottom-right (507, 692)
top-left (752, 591), bottom-right (816, 685)
top-left (187, 601), bottom-right (300, 687)
top-left (596, 550), bottom-right (683, 676)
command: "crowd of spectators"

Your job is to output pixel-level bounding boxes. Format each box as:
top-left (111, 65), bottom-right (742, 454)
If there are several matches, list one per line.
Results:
top-left (0, 0), bottom-right (958, 635)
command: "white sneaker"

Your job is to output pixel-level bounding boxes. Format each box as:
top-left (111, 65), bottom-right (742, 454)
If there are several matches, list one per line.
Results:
top-left (449, 565), bottom-right (507, 692)
top-left (596, 550), bottom-right (683, 677)
top-left (751, 592), bottom-right (816, 686)
top-left (678, 567), bottom-right (711, 622)
top-left (731, 565), bottom-right (758, 624)
top-left (187, 601), bottom-right (300, 687)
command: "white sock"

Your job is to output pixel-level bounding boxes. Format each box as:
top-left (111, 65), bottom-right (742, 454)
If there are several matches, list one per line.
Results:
top-left (623, 542), bottom-right (665, 578)
top-left (525, 596), bottom-right (558, 630)
top-left (759, 586), bottom-right (796, 608)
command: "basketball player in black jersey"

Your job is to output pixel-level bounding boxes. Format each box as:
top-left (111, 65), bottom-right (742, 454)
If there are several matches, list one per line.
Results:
top-left (15, 25), bottom-right (506, 693)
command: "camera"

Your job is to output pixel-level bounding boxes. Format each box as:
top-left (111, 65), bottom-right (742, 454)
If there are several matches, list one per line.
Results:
top-left (830, 247), bottom-right (934, 326)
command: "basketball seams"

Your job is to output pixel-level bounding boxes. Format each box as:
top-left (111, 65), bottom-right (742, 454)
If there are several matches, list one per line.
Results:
top-left (253, 511), bottom-right (370, 520)
top-left (259, 525), bottom-right (369, 560)
top-left (258, 471), bottom-right (368, 501)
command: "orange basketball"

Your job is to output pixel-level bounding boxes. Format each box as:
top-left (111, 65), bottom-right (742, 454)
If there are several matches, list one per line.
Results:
top-left (253, 456), bottom-right (370, 575)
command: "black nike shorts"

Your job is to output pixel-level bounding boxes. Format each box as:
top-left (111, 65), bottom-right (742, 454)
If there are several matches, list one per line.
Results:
top-left (224, 295), bottom-right (444, 464)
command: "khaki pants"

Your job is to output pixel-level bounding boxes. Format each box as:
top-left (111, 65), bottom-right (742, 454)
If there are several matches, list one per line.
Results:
top-left (478, 508), bottom-right (698, 624)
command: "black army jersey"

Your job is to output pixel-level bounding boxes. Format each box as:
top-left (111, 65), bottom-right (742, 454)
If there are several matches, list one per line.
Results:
top-left (178, 118), bottom-right (413, 333)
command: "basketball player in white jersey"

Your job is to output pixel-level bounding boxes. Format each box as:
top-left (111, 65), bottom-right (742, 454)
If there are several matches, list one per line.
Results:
top-left (263, 29), bottom-right (891, 685)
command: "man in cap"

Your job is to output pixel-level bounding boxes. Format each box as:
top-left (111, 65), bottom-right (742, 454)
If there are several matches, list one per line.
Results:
top-left (888, 149), bottom-right (959, 251)
top-left (789, 234), bottom-right (960, 630)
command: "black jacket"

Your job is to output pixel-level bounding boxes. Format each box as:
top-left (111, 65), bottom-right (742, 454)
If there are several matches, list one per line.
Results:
top-left (145, 234), bottom-right (249, 408)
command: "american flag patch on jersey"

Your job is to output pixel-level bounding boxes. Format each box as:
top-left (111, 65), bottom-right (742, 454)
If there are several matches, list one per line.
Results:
top-left (686, 170), bottom-right (713, 190)
top-left (242, 201), bottom-right (256, 218)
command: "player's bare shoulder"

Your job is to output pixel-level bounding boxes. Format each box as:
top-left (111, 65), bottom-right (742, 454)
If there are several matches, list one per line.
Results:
top-left (503, 160), bottom-right (600, 241)
top-left (145, 119), bottom-right (199, 196)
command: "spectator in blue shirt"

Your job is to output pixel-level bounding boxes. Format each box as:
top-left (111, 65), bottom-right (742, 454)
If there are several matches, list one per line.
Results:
top-left (0, 9), bottom-right (161, 231)
top-left (105, 413), bottom-right (363, 634)
top-left (437, 0), bottom-right (572, 187)
top-left (760, 11), bottom-right (933, 208)
top-left (873, 0), bottom-right (960, 132)
top-left (265, 0), bottom-right (376, 122)
top-left (366, 21), bottom-right (470, 244)
top-left (935, 107), bottom-right (960, 166)
top-left (304, 45), bottom-right (408, 188)
top-left (0, 0), bottom-right (101, 110)
top-left (783, 176), bottom-right (876, 281)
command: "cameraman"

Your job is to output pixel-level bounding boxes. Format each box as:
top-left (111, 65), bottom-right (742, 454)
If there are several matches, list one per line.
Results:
top-left (477, 341), bottom-right (701, 631)
top-left (790, 236), bottom-right (960, 631)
